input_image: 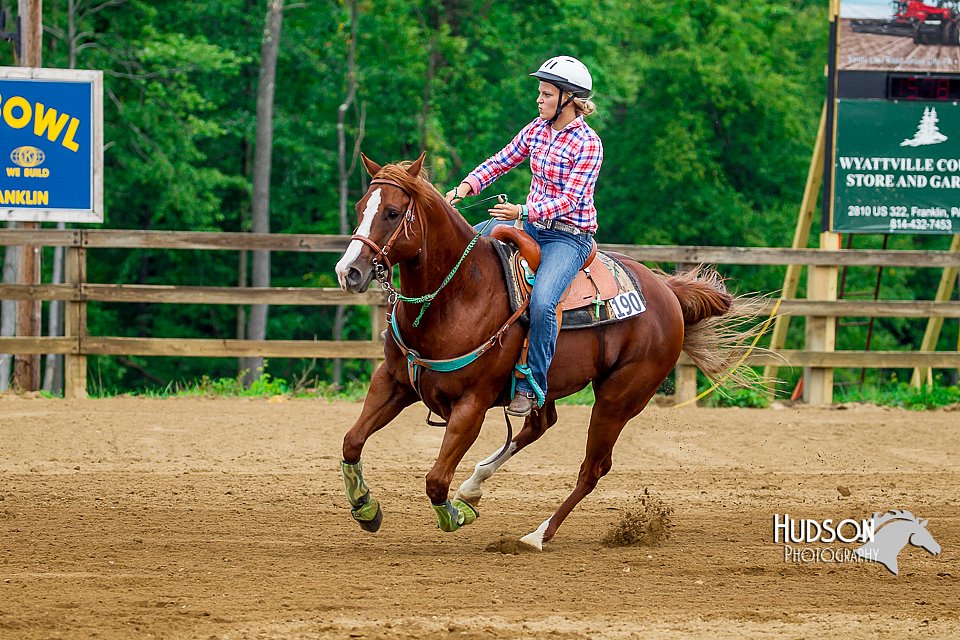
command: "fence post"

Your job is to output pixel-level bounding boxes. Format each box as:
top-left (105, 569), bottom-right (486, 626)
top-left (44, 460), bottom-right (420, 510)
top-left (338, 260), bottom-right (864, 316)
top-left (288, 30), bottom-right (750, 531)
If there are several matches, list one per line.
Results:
top-left (370, 300), bottom-right (386, 374)
top-left (803, 231), bottom-right (839, 405)
top-left (64, 246), bottom-right (87, 399)
top-left (11, 0), bottom-right (44, 392)
top-left (674, 364), bottom-right (698, 406)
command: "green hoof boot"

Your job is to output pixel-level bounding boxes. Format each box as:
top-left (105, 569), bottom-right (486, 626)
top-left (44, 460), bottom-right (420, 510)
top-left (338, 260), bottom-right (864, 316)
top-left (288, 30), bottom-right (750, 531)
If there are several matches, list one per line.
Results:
top-left (452, 498), bottom-right (479, 526)
top-left (351, 496), bottom-right (383, 533)
top-left (342, 460), bottom-right (382, 532)
top-left (433, 499), bottom-right (480, 532)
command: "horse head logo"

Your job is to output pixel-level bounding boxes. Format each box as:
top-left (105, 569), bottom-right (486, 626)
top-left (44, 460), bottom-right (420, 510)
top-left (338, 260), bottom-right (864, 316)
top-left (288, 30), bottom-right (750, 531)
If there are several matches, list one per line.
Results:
top-left (854, 510), bottom-right (940, 575)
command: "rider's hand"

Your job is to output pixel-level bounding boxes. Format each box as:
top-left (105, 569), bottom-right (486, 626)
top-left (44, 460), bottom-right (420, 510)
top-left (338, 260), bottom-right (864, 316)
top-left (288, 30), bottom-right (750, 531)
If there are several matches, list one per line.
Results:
top-left (444, 182), bottom-right (472, 203)
top-left (489, 202), bottom-right (521, 221)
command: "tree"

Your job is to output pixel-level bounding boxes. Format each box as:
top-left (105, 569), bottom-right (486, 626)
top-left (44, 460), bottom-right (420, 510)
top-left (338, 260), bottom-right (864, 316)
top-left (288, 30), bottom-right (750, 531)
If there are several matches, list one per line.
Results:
top-left (0, 0), bottom-right (848, 394)
top-left (41, 0), bottom-right (129, 394)
top-left (0, 245), bottom-right (15, 391)
top-left (332, 0), bottom-right (363, 386)
top-left (240, 0), bottom-right (284, 385)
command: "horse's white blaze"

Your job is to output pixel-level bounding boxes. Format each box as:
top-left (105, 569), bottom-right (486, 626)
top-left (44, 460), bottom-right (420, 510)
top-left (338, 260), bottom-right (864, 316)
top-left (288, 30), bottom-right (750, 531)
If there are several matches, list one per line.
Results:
top-left (519, 518), bottom-right (551, 551)
top-left (335, 188), bottom-right (381, 288)
top-left (456, 441), bottom-right (517, 502)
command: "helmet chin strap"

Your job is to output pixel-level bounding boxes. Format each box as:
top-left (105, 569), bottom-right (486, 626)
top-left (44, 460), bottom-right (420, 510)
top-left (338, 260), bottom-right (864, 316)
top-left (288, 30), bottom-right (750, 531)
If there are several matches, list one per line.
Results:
top-left (547, 86), bottom-right (576, 126)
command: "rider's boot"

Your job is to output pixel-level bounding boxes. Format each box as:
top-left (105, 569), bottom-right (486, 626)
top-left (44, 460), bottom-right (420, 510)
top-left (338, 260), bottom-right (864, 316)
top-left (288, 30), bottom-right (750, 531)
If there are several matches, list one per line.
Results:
top-left (506, 390), bottom-right (537, 417)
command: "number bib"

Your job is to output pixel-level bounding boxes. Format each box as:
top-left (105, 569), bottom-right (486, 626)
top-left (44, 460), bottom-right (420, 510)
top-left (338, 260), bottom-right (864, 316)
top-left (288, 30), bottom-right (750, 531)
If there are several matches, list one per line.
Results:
top-left (607, 291), bottom-right (646, 320)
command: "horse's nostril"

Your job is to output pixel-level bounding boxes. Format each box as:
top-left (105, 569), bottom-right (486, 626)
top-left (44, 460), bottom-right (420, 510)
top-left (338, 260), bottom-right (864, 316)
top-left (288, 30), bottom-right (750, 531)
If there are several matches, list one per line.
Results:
top-left (345, 266), bottom-right (363, 287)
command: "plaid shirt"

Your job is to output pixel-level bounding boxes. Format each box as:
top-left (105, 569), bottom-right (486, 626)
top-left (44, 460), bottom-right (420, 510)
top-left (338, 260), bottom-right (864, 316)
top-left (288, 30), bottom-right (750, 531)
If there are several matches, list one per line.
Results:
top-left (464, 116), bottom-right (603, 233)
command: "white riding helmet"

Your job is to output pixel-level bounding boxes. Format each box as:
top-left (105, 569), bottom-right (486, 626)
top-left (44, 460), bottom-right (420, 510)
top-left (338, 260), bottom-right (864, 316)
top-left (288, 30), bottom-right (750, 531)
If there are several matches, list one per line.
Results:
top-left (530, 56), bottom-right (593, 98)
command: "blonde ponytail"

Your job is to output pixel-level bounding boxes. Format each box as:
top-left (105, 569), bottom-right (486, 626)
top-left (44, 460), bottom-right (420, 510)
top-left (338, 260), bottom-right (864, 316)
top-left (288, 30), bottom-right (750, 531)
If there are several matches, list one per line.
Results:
top-left (573, 97), bottom-right (596, 117)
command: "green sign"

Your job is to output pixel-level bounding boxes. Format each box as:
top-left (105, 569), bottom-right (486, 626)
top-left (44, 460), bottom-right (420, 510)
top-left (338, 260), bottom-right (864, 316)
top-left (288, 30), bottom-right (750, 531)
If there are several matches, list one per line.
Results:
top-left (833, 99), bottom-right (960, 234)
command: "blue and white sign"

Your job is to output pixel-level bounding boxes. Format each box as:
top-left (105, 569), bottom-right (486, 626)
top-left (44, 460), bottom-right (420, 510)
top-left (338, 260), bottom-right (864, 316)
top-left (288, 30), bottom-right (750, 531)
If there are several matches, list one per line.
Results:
top-left (0, 67), bottom-right (103, 223)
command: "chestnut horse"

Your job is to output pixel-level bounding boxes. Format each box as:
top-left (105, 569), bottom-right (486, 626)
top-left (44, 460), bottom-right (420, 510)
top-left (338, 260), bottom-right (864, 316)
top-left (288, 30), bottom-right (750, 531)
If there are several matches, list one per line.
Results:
top-left (336, 152), bottom-right (746, 548)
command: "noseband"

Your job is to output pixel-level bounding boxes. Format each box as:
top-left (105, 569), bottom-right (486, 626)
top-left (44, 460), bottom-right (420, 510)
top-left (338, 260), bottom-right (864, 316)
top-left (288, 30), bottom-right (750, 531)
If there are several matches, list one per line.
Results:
top-left (350, 177), bottom-right (425, 273)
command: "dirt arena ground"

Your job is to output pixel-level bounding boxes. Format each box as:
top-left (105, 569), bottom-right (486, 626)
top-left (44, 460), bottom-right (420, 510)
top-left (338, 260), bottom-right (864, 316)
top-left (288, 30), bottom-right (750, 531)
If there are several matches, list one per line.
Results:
top-left (0, 396), bottom-right (957, 639)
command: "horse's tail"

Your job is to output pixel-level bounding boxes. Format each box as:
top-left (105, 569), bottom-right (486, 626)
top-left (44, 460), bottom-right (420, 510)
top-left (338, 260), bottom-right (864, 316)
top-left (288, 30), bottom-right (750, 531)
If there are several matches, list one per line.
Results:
top-left (659, 265), bottom-right (769, 389)
top-left (661, 266), bottom-right (732, 325)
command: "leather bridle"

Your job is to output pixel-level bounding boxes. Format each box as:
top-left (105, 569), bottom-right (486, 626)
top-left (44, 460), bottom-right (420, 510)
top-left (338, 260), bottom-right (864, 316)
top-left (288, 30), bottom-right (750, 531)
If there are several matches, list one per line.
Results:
top-left (349, 177), bottom-right (425, 273)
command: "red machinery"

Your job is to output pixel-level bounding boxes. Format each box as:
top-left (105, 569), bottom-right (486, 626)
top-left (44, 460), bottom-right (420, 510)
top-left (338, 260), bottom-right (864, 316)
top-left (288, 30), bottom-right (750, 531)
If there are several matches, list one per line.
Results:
top-left (852, 1), bottom-right (960, 45)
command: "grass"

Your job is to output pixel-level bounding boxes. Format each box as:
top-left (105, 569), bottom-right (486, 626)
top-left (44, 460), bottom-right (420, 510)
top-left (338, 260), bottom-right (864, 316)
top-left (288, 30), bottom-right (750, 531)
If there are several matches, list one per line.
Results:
top-left (31, 366), bottom-right (960, 410)
top-left (834, 379), bottom-right (960, 410)
top-left (702, 385), bottom-right (771, 409)
top-left (556, 386), bottom-right (596, 405)
top-left (85, 370), bottom-right (371, 402)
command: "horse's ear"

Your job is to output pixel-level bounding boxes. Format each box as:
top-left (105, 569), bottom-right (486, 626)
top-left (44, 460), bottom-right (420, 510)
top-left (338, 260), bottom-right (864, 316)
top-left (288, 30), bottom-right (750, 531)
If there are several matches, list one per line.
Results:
top-left (361, 153), bottom-right (382, 178)
top-left (407, 150), bottom-right (426, 178)
top-left (921, 519), bottom-right (928, 527)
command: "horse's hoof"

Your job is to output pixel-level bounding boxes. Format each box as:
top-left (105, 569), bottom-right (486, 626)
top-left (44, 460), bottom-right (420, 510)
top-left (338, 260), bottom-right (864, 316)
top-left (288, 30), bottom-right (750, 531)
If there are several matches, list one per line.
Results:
top-left (433, 499), bottom-right (478, 532)
top-left (352, 498), bottom-right (383, 533)
top-left (452, 498), bottom-right (479, 526)
top-left (519, 518), bottom-right (551, 551)
top-left (454, 491), bottom-right (482, 508)
top-left (356, 506), bottom-right (383, 532)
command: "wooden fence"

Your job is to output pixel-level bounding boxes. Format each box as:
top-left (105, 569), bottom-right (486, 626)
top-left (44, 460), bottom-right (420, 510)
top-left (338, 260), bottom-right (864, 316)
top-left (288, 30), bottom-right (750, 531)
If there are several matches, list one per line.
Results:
top-left (1, 228), bottom-right (959, 402)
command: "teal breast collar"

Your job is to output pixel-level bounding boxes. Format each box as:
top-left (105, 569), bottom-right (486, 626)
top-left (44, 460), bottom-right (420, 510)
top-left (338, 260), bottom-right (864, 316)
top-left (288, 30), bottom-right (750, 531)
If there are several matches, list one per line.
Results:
top-left (387, 299), bottom-right (529, 400)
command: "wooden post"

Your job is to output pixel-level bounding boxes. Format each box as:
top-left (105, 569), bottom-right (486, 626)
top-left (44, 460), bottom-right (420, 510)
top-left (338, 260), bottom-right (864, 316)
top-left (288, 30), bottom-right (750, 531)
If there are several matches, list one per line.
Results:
top-left (803, 231), bottom-right (840, 405)
top-left (64, 246), bottom-right (87, 399)
top-left (370, 301), bottom-right (386, 374)
top-left (12, 0), bottom-right (43, 392)
top-left (674, 364), bottom-right (698, 406)
top-left (764, 103), bottom-right (827, 390)
top-left (910, 234), bottom-right (960, 388)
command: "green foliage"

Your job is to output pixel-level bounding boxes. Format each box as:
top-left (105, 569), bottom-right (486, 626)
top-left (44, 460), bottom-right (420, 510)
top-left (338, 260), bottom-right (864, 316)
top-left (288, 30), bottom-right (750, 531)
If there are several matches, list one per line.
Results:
top-left (706, 385), bottom-right (771, 409)
top-left (4, 1), bottom-right (952, 396)
top-left (199, 368), bottom-right (290, 397)
top-left (88, 364), bottom-right (371, 401)
top-left (170, 373), bottom-right (369, 401)
top-left (557, 385), bottom-right (595, 405)
top-left (835, 378), bottom-right (960, 410)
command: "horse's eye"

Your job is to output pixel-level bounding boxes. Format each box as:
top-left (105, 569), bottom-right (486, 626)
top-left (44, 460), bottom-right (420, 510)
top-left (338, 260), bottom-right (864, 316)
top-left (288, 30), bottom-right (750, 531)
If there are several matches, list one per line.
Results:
top-left (386, 208), bottom-right (402, 219)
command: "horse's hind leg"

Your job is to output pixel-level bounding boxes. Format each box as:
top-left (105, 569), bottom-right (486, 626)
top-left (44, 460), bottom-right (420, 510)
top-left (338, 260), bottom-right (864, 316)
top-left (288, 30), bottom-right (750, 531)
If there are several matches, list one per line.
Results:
top-left (520, 373), bottom-right (659, 549)
top-left (455, 401), bottom-right (558, 506)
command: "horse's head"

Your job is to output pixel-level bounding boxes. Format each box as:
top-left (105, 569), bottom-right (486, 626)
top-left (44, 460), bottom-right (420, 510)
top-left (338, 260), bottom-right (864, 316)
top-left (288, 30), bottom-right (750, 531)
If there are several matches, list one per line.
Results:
top-left (908, 518), bottom-right (941, 556)
top-left (335, 151), bottom-right (430, 293)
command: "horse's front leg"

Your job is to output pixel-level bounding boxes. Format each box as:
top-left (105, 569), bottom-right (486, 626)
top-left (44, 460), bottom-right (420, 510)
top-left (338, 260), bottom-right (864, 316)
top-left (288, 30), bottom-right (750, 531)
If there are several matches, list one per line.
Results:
top-left (341, 365), bottom-right (417, 532)
top-left (425, 400), bottom-right (488, 532)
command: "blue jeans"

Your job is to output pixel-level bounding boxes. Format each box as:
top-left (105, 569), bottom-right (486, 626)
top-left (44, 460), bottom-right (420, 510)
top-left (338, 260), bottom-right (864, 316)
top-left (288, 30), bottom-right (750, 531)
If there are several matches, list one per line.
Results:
top-left (475, 219), bottom-right (594, 400)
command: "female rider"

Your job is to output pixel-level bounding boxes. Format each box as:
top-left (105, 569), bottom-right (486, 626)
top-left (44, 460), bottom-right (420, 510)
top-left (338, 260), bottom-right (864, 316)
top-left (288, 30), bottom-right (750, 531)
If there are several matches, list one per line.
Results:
top-left (445, 56), bottom-right (603, 418)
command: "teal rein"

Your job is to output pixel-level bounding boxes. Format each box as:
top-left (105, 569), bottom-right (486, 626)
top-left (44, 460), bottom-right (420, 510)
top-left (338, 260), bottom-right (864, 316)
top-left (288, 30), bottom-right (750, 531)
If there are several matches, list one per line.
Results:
top-left (395, 218), bottom-right (495, 327)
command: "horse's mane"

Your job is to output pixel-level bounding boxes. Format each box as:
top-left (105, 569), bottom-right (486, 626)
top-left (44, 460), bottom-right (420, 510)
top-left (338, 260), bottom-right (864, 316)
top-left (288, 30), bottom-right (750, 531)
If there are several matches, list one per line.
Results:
top-left (373, 162), bottom-right (443, 209)
top-left (871, 509), bottom-right (917, 529)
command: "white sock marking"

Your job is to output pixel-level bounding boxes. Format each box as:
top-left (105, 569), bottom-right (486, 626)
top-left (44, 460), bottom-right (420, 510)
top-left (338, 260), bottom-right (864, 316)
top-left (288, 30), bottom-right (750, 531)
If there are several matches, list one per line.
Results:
top-left (519, 518), bottom-right (551, 551)
top-left (335, 188), bottom-right (381, 288)
top-left (456, 441), bottom-right (516, 501)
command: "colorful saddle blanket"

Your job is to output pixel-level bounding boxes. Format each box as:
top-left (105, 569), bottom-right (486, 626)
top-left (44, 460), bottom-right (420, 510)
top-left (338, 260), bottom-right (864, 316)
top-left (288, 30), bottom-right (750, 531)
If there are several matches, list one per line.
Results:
top-left (490, 239), bottom-right (646, 330)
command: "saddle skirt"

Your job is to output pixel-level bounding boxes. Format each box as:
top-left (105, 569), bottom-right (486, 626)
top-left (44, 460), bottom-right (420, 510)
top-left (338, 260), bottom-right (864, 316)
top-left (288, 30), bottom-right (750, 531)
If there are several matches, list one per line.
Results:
top-left (491, 238), bottom-right (646, 330)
